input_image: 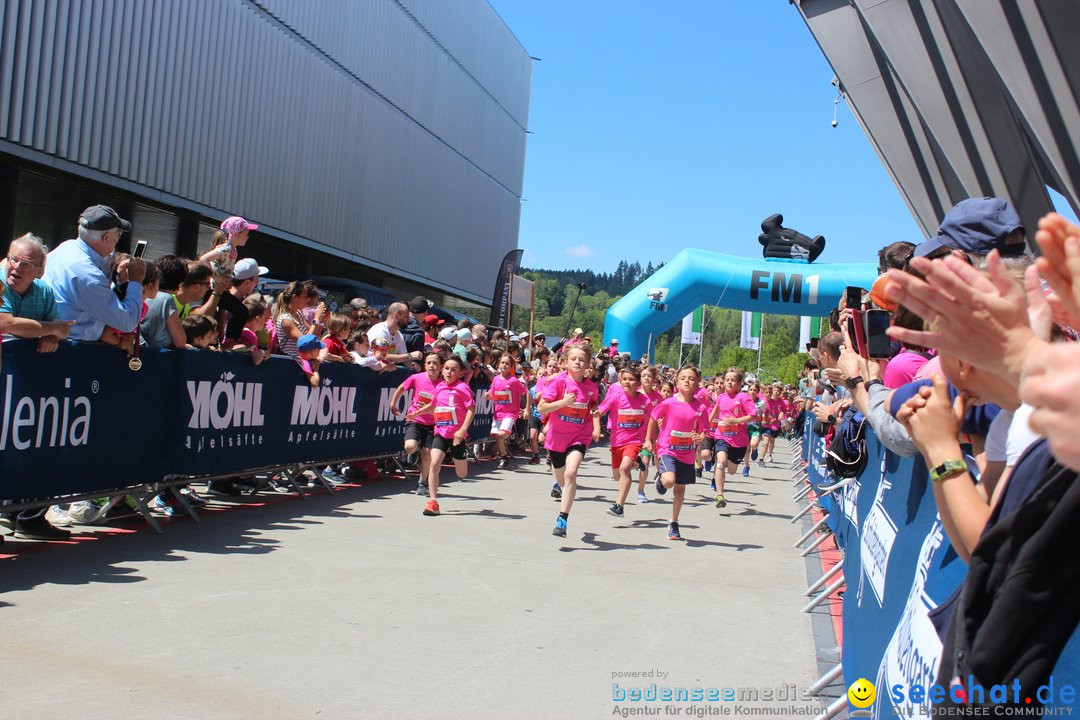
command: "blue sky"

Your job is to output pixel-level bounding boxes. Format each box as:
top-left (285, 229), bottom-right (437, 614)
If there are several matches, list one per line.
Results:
top-left (488, 1), bottom-right (1071, 273)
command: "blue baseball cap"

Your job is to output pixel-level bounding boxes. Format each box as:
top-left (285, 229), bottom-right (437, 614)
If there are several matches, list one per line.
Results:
top-left (297, 333), bottom-right (324, 352)
top-left (914, 197), bottom-right (1024, 258)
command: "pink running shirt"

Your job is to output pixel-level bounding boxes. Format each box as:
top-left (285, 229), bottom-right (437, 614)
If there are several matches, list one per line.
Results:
top-left (651, 397), bottom-right (708, 464)
top-left (431, 380), bottom-right (475, 439)
top-left (541, 373), bottom-right (599, 452)
top-left (400, 372), bottom-right (440, 426)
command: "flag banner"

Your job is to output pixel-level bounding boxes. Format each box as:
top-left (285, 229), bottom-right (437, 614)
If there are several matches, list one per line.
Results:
top-left (740, 311), bottom-right (762, 350)
top-left (681, 306), bottom-right (703, 345)
top-left (490, 249), bottom-right (524, 329)
top-left (799, 316), bottom-right (812, 350)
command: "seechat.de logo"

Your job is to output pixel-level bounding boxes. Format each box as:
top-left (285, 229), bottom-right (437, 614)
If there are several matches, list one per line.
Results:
top-left (848, 678), bottom-right (876, 717)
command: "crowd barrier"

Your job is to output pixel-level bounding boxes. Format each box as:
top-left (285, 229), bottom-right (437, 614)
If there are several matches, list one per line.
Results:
top-left (0, 340), bottom-right (495, 504)
top-left (798, 413), bottom-right (1078, 717)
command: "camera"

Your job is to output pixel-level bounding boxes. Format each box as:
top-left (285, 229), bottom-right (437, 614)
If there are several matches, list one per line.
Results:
top-left (831, 119), bottom-right (838, 128)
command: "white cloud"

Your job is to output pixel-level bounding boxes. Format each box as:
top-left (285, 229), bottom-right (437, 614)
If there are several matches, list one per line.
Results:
top-left (565, 244), bottom-right (595, 258)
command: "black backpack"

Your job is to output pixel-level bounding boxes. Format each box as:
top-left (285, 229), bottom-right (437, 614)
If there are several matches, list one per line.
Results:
top-left (825, 407), bottom-right (868, 479)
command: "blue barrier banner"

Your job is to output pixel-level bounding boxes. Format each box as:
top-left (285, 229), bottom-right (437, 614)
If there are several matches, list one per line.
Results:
top-left (0, 340), bottom-right (494, 501)
top-left (800, 412), bottom-right (968, 718)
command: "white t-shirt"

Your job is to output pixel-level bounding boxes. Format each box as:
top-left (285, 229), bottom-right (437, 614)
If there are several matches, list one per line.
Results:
top-left (984, 409), bottom-right (1011, 464)
top-left (367, 321), bottom-right (407, 355)
top-left (1005, 403), bottom-right (1042, 467)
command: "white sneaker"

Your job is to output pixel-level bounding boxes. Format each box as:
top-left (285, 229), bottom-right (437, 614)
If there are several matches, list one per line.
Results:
top-left (637, 492), bottom-right (649, 504)
top-left (66, 500), bottom-right (104, 524)
top-left (45, 505), bottom-right (75, 527)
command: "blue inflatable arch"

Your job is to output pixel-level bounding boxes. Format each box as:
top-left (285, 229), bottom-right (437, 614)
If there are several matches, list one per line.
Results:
top-left (602, 249), bottom-right (878, 360)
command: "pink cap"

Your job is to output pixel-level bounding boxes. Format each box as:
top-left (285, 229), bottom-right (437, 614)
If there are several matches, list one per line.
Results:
top-left (221, 216), bottom-right (258, 236)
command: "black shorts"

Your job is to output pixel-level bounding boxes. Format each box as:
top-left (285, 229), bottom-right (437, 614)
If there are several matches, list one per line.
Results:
top-left (701, 437), bottom-right (716, 452)
top-left (404, 422), bottom-right (435, 449)
top-left (549, 444), bottom-right (587, 469)
top-left (529, 415), bottom-right (544, 433)
top-left (763, 428), bottom-right (780, 438)
top-left (431, 434), bottom-right (468, 460)
top-left (713, 440), bottom-right (747, 465)
top-left (658, 455), bottom-right (697, 484)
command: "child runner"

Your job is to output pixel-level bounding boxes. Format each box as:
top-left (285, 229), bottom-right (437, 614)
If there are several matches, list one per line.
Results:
top-left (644, 365), bottom-right (708, 541)
top-left (392, 351), bottom-right (444, 495)
top-left (705, 367), bottom-right (758, 509)
top-left (595, 366), bottom-right (652, 517)
top-left (489, 354), bottom-right (528, 469)
top-left (634, 365), bottom-right (665, 503)
top-left (760, 384), bottom-right (785, 464)
top-left (407, 355), bottom-right (475, 516)
top-left (538, 345), bottom-right (600, 537)
top-left (741, 382), bottom-right (765, 475)
top-left (694, 382), bottom-right (717, 482)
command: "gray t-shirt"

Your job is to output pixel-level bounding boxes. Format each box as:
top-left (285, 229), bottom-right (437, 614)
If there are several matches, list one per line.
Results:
top-left (140, 293), bottom-right (178, 349)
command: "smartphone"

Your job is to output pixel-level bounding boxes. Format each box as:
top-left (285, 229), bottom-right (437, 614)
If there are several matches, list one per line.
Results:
top-left (845, 286), bottom-right (862, 310)
top-left (133, 240), bottom-right (147, 258)
top-left (864, 309), bottom-right (892, 359)
top-left (809, 337), bottom-right (819, 349)
top-left (847, 310), bottom-right (867, 358)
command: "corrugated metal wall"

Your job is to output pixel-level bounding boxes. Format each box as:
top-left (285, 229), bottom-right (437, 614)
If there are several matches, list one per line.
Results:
top-left (0, 0), bottom-right (531, 302)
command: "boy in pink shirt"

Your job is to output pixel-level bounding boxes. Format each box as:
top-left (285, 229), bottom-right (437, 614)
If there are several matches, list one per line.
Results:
top-left (704, 368), bottom-right (758, 508)
top-left (645, 366), bottom-right (709, 541)
top-left (391, 351), bottom-right (444, 494)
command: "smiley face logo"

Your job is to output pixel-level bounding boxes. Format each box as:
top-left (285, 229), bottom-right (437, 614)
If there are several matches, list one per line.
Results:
top-left (848, 678), bottom-right (876, 709)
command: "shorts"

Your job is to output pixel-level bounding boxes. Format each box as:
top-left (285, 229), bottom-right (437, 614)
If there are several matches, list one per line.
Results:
top-left (529, 415), bottom-right (543, 433)
top-left (712, 439), bottom-right (747, 465)
top-left (431, 434), bottom-right (468, 460)
top-left (658, 455), bottom-right (696, 485)
top-left (549, 444), bottom-right (587, 469)
top-left (763, 428), bottom-right (780, 438)
top-left (747, 424), bottom-right (762, 437)
top-left (610, 444), bottom-right (642, 468)
top-left (701, 437), bottom-right (716, 453)
top-left (492, 416), bottom-right (516, 435)
top-left (404, 422), bottom-right (435, 449)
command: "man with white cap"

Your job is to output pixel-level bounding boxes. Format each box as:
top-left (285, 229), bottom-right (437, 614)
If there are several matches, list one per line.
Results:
top-left (219, 257), bottom-right (268, 344)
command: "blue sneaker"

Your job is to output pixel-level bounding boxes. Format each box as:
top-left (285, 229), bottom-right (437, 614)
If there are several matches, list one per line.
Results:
top-left (668, 522), bottom-right (682, 541)
top-left (704, 460), bottom-right (714, 472)
top-left (551, 482), bottom-right (562, 499)
top-left (552, 516), bottom-right (568, 537)
top-left (607, 503), bottom-right (624, 517)
top-left (637, 492), bottom-right (648, 504)
top-left (709, 481), bottom-right (716, 491)
top-left (655, 474), bottom-right (668, 496)
top-left (150, 495), bottom-right (184, 517)
top-left (742, 465), bottom-right (750, 477)
top-left (751, 448), bottom-right (759, 461)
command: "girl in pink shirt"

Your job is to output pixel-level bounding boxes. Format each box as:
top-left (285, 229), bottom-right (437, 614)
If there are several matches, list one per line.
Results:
top-left (407, 355), bottom-right (475, 517)
top-left (594, 366), bottom-right (653, 518)
top-left (705, 368), bottom-right (758, 508)
top-left (489, 354), bottom-right (528, 469)
top-left (391, 351), bottom-right (444, 494)
top-left (760, 385), bottom-right (786, 464)
top-left (538, 346), bottom-right (600, 538)
top-left (645, 365), bottom-right (709, 541)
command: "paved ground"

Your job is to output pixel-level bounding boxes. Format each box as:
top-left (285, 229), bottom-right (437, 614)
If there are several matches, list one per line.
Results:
top-left (2, 440), bottom-right (823, 720)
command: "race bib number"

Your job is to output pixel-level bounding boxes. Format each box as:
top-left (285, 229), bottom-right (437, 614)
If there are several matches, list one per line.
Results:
top-left (670, 429), bottom-right (694, 452)
top-left (434, 405), bottom-right (458, 428)
top-left (559, 402), bottom-right (590, 425)
top-left (418, 390), bottom-right (434, 403)
top-left (491, 390), bottom-right (512, 405)
top-left (616, 408), bottom-right (644, 429)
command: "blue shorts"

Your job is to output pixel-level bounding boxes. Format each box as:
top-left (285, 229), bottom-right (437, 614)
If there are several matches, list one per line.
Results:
top-left (658, 455), bottom-right (696, 485)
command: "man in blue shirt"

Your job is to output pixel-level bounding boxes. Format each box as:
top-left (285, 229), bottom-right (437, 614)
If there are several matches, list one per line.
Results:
top-left (0, 233), bottom-right (73, 351)
top-left (42, 205), bottom-right (145, 342)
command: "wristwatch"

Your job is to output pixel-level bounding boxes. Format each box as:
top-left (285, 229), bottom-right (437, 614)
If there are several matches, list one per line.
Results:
top-left (929, 459), bottom-right (967, 483)
top-left (844, 376), bottom-right (865, 390)
top-left (865, 379), bottom-right (884, 391)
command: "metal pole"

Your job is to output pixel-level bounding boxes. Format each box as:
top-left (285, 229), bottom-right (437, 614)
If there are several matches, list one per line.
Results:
top-left (794, 514), bottom-right (830, 547)
top-left (812, 695), bottom-right (848, 720)
top-left (561, 283), bottom-right (586, 339)
top-left (805, 562), bottom-right (844, 596)
top-left (802, 577), bottom-right (846, 612)
top-left (800, 530), bottom-right (832, 556)
top-left (756, 313), bottom-right (765, 376)
top-left (790, 501), bottom-right (817, 524)
top-left (806, 663), bottom-right (844, 697)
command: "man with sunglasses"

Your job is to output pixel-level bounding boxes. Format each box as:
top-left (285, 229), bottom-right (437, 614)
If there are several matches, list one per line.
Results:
top-left (43, 205), bottom-right (146, 341)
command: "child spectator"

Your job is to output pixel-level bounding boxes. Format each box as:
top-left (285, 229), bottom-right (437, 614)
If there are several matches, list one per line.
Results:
top-left (234, 294), bottom-right (268, 365)
top-left (183, 314), bottom-right (218, 349)
top-left (296, 333), bottom-right (323, 387)
top-left (347, 330), bottom-right (391, 372)
top-left (320, 312), bottom-right (353, 363)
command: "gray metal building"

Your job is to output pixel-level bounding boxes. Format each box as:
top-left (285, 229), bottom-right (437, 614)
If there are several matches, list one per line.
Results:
top-left (0, 0), bottom-right (531, 310)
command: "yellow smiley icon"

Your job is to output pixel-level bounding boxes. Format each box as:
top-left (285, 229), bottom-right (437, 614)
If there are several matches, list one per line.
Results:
top-left (848, 678), bottom-right (876, 709)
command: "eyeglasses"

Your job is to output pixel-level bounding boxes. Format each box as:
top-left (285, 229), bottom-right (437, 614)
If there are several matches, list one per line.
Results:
top-left (6, 255), bottom-right (42, 270)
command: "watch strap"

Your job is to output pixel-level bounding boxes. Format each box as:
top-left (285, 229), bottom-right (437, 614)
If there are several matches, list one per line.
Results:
top-left (929, 459), bottom-right (967, 483)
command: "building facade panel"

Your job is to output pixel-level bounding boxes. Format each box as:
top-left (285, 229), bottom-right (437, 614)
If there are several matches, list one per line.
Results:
top-left (0, 0), bottom-right (529, 303)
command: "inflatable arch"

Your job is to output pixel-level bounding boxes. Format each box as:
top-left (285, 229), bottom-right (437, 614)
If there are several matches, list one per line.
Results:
top-left (602, 249), bottom-right (878, 360)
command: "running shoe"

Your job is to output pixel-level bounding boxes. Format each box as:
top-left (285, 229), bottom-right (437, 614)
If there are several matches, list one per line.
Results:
top-left (751, 448), bottom-right (758, 461)
top-left (422, 499), bottom-right (441, 516)
top-left (551, 483), bottom-right (562, 499)
top-left (497, 456), bottom-right (510, 470)
top-left (529, 454), bottom-right (541, 465)
top-left (667, 522), bottom-right (682, 541)
top-left (552, 516), bottom-right (568, 537)
top-left (709, 481), bottom-right (716, 491)
top-left (758, 459), bottom-right (766, 468)
top-left (150, 495), bottom-right (184, 517)
top-left (715, 493), bottom-right (727, 509)
top-left (415, 481), bottom-right (427, 496)
top-left (45, 505), bottom-right (75, 527)
top-left (695, 465), bottom-right (703, 478)
top-left (655, 475), bottom-right (668, 496)
top-left (704, 460), bottom-right (714, 473)
top-left (742, 465), bottom-right (750, 477)
top-left (607, 503), bottom-right (624, 517)
top-left (637, 492), bottom-right (648, 504)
